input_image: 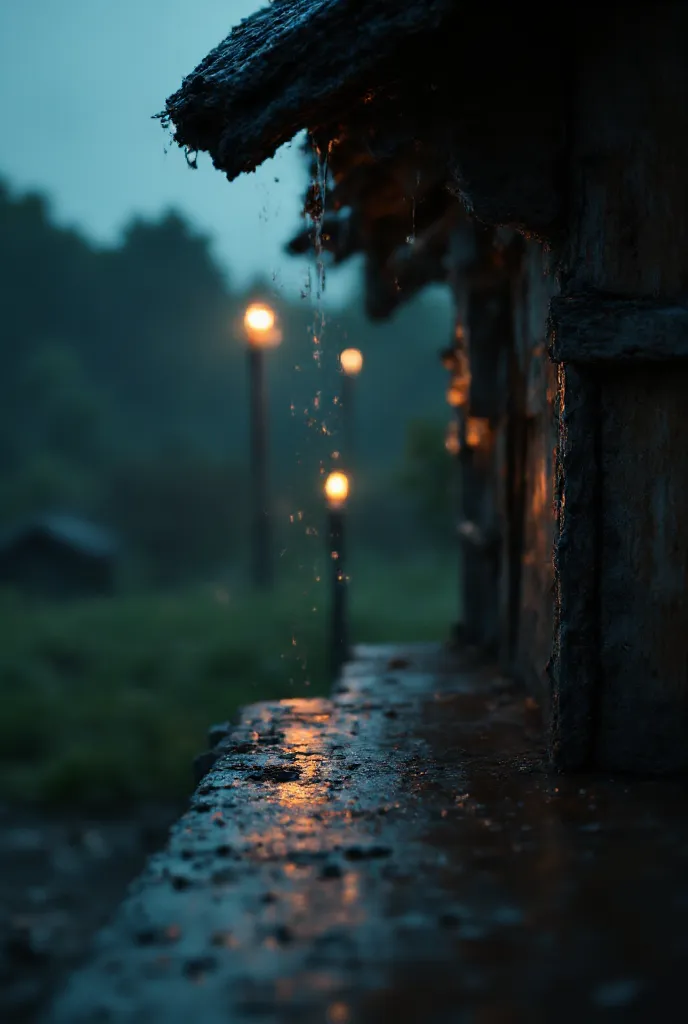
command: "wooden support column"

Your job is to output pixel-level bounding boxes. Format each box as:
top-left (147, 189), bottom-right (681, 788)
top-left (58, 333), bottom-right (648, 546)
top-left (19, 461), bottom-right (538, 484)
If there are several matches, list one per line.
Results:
top-left (448, 223), bottom-right (515, 654)
top-left (512, 243), bottom-right (559, 714)
top-left (464, 281), bottom-right (511, 653)
top-left (458, 409), bottom-right (499, 650)
top-left (550, 3), bottom-right (688, 772)
top-left (499, 258), bottom-right (531, 678)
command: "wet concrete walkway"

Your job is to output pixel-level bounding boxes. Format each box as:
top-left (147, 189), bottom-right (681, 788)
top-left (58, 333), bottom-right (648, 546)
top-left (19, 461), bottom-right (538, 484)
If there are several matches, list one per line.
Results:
top-left (44, 645), bottom-right (688, 1023)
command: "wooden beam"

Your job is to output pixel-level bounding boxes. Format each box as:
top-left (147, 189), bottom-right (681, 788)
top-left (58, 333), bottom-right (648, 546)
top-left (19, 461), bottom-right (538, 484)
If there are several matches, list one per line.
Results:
top-left (550, 296), bottom-right (688, 364)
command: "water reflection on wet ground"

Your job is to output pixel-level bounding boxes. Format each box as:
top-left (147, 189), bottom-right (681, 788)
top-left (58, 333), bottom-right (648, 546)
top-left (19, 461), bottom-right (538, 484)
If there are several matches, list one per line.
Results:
top-left (46, 645), bottom-right (688, 1023)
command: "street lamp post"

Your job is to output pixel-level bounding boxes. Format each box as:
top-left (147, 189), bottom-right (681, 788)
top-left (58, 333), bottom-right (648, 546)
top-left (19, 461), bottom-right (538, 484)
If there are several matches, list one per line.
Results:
top-left (324, 470), bottom-right (350, 681)
top-left (244, 302), bottom-right (282, 589)
top-left (338, 348), bottom-right (363, 471)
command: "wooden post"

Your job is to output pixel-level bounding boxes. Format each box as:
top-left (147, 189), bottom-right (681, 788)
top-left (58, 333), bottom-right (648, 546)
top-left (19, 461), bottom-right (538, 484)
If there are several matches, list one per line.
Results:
top-left (549, 3), bottom-right (688, 772)
top-left (511, 243), bottom-right (559, 716)
top-left (248, 346), bottom-right (273, 589)
top-left (448, 224), bottom-right (514, 654)
top-left (498, 291), bottom-right (529, 676)
top-left (458, 414), bottom-right (500, 651)
top-left (327, 505), bottom-right (348, 681)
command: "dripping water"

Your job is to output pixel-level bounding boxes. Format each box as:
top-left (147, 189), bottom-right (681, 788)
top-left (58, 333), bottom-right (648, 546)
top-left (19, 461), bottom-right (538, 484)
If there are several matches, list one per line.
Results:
top-left (406, 167), bottom-right (422, 246)
top-left (287, 136), bottom-right (336, 687)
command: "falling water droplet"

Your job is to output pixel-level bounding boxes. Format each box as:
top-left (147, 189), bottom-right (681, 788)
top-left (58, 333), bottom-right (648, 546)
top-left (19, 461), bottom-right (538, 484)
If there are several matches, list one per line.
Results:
top-left (406, 166), bottom-right (422, 246)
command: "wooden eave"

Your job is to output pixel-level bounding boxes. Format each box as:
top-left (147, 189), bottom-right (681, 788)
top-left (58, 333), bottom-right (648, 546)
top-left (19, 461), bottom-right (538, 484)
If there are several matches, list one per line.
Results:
top-left (161, 0), bottom-right (455, 182)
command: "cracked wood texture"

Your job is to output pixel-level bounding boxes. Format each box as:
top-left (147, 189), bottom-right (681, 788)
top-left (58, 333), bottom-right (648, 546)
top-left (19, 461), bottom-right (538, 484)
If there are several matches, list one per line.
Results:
top-left (513, 243), bottom-right (558, 718)
top-left (551, 3), bottom-right (688, 772)
top-left (162, 0), bottom-right (454, 181)
top-left (163, 2), bottom-right (563, 239)
top-left (44, 645), bottom-right (688, 1023)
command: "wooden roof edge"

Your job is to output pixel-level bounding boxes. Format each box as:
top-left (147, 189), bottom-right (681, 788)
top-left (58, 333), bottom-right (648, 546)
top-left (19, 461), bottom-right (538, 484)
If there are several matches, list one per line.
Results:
top-left (160, 0), bottom-right (455, 182)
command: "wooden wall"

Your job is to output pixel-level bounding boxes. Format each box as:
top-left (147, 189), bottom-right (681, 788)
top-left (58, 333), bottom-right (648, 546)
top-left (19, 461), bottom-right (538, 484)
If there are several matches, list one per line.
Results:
top-left (511, 243), bottom-right (558, 714)
top-left (547, 3), bottom-right (688, 772)
top-left (451, 231), bottom-right (559, 699)
top-left (444, 3), bottom-right (688, 774)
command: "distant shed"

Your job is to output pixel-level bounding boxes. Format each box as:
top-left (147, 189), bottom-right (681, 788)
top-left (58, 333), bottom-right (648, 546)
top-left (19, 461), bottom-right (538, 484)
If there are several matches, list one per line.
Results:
top-left (0, 514), bottom-right (118, 600)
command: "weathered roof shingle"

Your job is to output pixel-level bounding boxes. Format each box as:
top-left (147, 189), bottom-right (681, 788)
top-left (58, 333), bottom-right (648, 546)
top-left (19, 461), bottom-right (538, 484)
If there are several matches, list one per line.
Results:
top-left (161, 0), bottom-right (455, 180)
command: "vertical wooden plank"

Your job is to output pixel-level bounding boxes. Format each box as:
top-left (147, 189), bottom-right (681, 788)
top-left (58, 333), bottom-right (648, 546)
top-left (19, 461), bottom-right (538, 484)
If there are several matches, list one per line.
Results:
top-left (467, 285), bottom-right (511, 418)
top-left (596, 366), bottom-right (688, 772)
top-left (552, 2), bottom-right (688, 771)
top-left (498, 274), bottom-right (529, 674)
top-left (549, 366), bottom-right (599, 770)
top-left (565, 4), bottom-right (688, 301)
top-left (459, 419), bottom-right (499, 650)
top-left (513, 242), bottom-right (558, 708)
top-left (496, 419), bottom-right (513, 671)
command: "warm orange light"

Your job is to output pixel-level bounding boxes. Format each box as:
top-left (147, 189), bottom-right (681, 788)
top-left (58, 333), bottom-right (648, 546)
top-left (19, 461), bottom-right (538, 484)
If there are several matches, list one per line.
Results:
top-left (245, 304), bottom-right (274, 332)
top-left (446, 384), bottom-right (467, 408)
top-left (466, 416), bottom-right (491, 448)
top-left (324, 471), bottom-right (349, 508)
top-left (244, 303), bottom-right (281, 347)
top-left (340, 348), bottom-right (363, 376)
top-left (327, 1003), bottom-right (351, 1024)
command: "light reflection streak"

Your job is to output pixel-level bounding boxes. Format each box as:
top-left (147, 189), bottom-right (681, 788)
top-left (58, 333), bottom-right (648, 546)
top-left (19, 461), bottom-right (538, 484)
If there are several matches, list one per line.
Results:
top-left (239, 702), bottom-right (368, 938)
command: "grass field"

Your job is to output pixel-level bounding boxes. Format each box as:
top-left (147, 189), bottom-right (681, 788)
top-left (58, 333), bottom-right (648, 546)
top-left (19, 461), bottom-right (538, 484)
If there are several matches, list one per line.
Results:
top-left (0, 554), bottom-right (458, 807)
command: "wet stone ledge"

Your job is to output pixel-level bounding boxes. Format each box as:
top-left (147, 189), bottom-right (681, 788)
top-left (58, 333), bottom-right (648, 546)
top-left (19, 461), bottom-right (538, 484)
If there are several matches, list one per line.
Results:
top-left (44, 645), bottom-right (688, 1024)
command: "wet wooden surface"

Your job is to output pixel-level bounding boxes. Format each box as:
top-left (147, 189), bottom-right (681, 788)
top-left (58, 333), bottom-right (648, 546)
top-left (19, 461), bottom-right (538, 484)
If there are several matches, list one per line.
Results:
top-left (45, 644), bottom-right (688, 1023)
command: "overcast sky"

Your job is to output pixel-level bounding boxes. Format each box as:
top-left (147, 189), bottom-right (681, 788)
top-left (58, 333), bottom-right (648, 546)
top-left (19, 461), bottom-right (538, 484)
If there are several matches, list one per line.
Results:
top-left (0, 0), bottom-right (356, 301)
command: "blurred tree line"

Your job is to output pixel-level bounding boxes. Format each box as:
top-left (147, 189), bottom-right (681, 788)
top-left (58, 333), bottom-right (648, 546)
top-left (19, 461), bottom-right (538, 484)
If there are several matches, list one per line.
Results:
top-left (0, 179), bottom-right (455, 585)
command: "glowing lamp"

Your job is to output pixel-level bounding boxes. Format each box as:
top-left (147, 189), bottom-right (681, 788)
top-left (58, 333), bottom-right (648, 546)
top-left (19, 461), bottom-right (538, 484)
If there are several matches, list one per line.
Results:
top-left (245, 304), bottom-right (274, 332)
top-left (466, 417), bottom-right (490, 448)
top-left (340, 348), bottom-right (363, 376)
top-left (446, 384), bottom-right (466, 408)
top-left (244, 303), bottom-right (282, 347)
top-left (324, 471), bottom-right (349, 509)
